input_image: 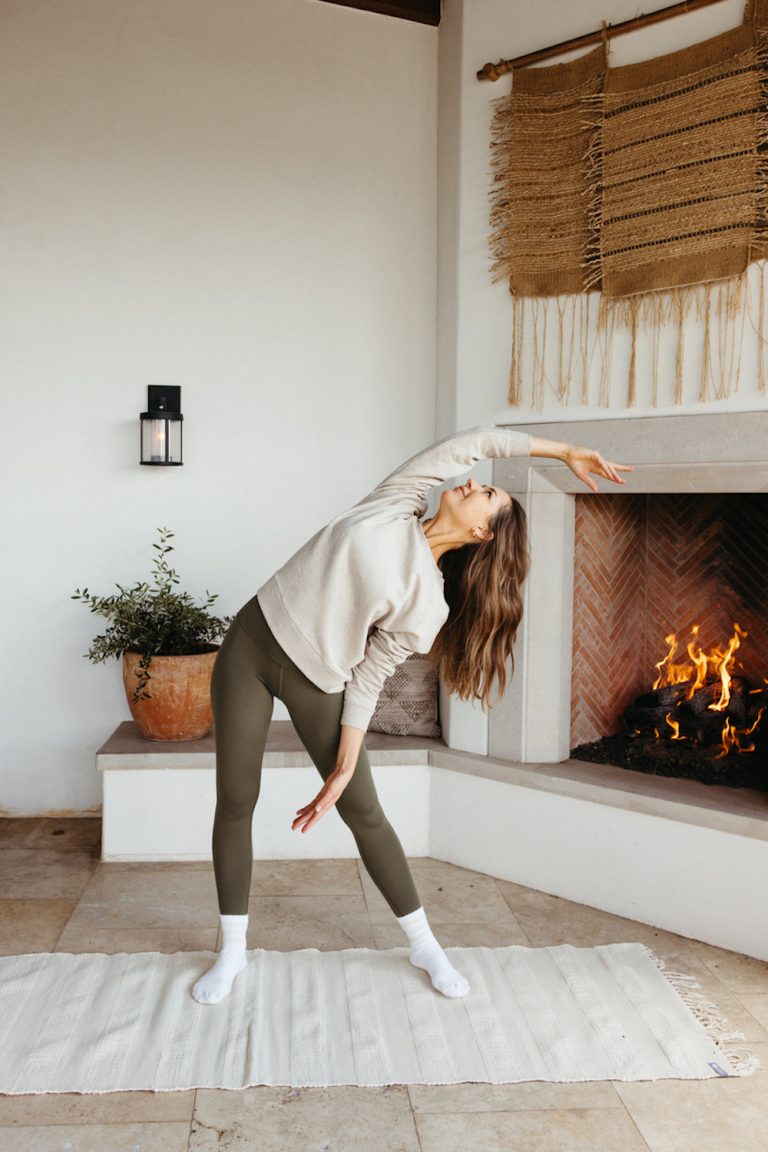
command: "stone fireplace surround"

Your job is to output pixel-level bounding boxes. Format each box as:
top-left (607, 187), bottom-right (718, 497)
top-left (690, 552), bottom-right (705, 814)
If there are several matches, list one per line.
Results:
top-left (96, 413), bottom-right (768, 964)
top-left (493, 411), bottom-right (768, 765)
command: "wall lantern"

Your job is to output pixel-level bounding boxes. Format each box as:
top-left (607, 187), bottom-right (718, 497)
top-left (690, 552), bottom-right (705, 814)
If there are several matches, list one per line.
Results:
top-left (140, 385), bottom-right (183, 466)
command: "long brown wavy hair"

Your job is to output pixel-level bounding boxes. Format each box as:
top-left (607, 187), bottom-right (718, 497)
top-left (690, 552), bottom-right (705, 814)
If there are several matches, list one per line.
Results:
top-left (431, 496), bottom-right (529, 709)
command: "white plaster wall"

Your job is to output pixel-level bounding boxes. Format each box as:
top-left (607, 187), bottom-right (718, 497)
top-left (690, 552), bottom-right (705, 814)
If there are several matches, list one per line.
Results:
top-left (439, 0), bottom-right (764, 427)
top-left (0, 0), bottom-right (437, 815)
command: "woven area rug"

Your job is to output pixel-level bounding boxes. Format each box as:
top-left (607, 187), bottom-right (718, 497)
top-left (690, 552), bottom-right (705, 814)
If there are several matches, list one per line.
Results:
top-left (0, 944), bottom-right (757, 1093)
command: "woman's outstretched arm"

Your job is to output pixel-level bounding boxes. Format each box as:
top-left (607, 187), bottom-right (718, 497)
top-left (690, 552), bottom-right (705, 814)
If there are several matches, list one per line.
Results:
top-left (529, 436), bottom-right (633, 492)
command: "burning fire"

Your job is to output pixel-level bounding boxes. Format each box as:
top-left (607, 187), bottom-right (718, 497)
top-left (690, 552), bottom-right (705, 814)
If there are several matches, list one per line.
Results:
top-left (717, 707), bottom-right (765, 758)
top-left (651, 623), bottom-right (763, 757)
top-left (653, 623), bottom-right (747, 702)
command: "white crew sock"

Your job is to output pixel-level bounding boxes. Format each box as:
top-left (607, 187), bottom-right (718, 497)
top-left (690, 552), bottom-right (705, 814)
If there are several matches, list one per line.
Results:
top-left (396, 907), bottom-right (469, 998)
top-left (191, 914), bottom-right (249, 1005)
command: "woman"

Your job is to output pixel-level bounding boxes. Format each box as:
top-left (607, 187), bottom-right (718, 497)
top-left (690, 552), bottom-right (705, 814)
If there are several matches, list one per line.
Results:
top-left (192, 427), bottom-right (631, 1005)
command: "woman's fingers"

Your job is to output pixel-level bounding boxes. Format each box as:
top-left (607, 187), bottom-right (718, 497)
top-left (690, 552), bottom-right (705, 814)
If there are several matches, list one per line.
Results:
top-left (292, 808), bottom-right (322, 834)
top-left (291, 774), bottom-right (347, 833)
top-left (597, 456), bottom-right (633, 483)
top-left (292, 795), bottom-right (330, 832)
top-left (568, 448), bottom-right (633, 490)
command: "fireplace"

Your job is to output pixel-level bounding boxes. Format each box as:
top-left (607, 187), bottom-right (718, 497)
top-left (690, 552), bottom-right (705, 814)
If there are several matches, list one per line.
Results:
top-left (488, 410), bottom-right (768, 783)
top-left (569, 493), bottom-right (768, 790)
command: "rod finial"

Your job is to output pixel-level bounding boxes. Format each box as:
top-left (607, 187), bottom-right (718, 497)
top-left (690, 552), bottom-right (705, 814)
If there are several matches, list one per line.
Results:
top-left (477, 60), bottom-right (504, 81)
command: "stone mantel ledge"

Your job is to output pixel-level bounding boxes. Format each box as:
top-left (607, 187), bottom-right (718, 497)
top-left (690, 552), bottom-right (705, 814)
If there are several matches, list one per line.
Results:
top-left (495, 410), bottom-right (768, 494)
top-left (97, 721), bottom-right (768, 843)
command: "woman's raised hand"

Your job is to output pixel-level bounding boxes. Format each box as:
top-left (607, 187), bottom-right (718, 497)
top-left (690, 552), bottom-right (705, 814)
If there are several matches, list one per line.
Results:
top-left (529, 435), bottom-right (633, 492)
top-left (564, 446), bottom-right (633, 493)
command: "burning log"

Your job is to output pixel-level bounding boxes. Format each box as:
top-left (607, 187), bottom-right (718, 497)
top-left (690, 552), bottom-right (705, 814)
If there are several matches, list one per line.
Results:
top-left (571, 623), bottom-right (768, 791)
top-left (623, 675), bottom-right (754, 743)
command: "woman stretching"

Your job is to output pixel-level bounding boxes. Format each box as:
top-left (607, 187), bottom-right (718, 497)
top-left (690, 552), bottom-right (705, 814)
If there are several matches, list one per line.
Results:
top-left (192, 426), bottom-right (630, 1005)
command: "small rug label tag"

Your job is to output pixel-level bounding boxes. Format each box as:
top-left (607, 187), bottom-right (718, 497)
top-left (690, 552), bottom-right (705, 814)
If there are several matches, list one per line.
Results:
top-left (708, 1062), bottom-right (730, 1077)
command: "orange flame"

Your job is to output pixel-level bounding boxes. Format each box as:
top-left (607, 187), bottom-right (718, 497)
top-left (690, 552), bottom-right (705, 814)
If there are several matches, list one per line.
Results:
top-left (716, 713), bottom-right (762, 758)
top-left (665, 713), bottom-right (683, 740)
top-left (707, 624), bottom-right (747, 712)
top-left (654, 624), bottom-right (747, 700)
top-left (652, 625), bottom-right (722, 696)
top-left (652, 624), bottom-right (761, 756)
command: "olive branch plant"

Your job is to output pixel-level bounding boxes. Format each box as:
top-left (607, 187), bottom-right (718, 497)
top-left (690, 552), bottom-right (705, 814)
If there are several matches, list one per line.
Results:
top-left (72, 527), bottom-right (231, 701)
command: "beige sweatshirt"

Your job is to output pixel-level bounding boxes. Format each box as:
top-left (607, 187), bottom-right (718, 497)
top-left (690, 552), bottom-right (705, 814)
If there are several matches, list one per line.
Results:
top-left (251, 426), bottom-right (532, 731)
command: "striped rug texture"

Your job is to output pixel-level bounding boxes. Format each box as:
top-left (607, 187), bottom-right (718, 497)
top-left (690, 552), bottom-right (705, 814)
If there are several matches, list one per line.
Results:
top-left (0, 944), bottom-right (754, 1093)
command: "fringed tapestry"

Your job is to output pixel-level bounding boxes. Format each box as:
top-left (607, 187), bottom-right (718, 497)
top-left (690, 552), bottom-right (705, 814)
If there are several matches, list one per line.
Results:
top-left (490, 45), bottom-right (607, 297)
top-left (490, 5), bottom-right (768, 409)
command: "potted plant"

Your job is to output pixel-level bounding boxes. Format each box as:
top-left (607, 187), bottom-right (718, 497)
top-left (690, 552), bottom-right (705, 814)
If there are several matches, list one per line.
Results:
top-left (73, 527), bottom-right (231, 740)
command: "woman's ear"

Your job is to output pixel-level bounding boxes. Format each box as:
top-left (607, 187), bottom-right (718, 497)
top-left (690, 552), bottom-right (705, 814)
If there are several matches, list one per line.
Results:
top-left (472, 525), bottom-right (494, 543)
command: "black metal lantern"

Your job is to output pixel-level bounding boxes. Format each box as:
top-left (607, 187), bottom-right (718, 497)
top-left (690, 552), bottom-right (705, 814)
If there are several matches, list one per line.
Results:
top-left (140, 386), bottom-right (183, 466)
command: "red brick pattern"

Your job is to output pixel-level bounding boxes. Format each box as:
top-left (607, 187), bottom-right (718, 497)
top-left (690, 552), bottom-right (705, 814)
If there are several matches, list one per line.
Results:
top-left (570, 494), bottom-right (768, 747)
top-left (720, 495), bottom-right (768, 685)
top-left (643, 495), bottom-right (728, 669)
top-left (571, 495), bottom-right (647, 748)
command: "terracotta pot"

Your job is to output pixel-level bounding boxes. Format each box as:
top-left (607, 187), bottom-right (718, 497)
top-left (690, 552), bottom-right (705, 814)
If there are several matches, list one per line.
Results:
top-left (122, 647), bottom-right (219, 741)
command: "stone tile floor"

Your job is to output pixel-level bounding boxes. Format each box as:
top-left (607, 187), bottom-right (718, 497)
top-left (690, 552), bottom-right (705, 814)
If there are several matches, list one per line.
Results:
top-left (0, 817), bottom-right (766, 1151)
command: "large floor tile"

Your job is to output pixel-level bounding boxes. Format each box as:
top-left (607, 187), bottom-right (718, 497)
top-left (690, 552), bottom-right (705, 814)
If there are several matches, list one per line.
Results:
top-left (0, 850), bottom-right (96, 900)
top-left (0, 819), bottom-right (47, 850)
top-left (248, 858), bottom-right (363, 896)
top-left (737, 993), bottom-right (768, 1032)
top-left (0, 900), bottom-right (76, 954)
top-left (615, 1042), bottom-right (768, 1152)
top-left (495, 878), bottom-right (568, 915)
top-left (0, 1121), bottom-right (191, 1151)
top-left (686, 941), bottom-right (768, 993)
top-left (20, 818), bottom-right (102, 856)
top-left (190, 1085), bottom-right (420, 1151)
top-left (359, 857), bottom-right (515, 925)
top-left (67, 865), bottom-right (220, 930)
top-left (408, 1081), bottom-right (623, 1113)
top-left (503, 888), bottom-right (698, 956)
top-left (245, 893), bottom-right (376, 950)
top-left (54, 926), bottom-right (219, 954)
top-left (0, 1090), bottom-right (194, 1125)
top-left (415, 1108), bottom-right (651, 1152)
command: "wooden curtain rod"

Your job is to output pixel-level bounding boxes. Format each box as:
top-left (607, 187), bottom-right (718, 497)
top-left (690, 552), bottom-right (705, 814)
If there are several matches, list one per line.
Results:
top-left (477, 0), bottom-right (731, 80)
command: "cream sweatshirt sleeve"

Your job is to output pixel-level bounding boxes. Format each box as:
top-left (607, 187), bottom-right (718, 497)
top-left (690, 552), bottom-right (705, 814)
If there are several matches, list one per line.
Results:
top-left (361, 425), bottom-right (532, 512)
top-left (339, 425), bottom-right (532, 731)
top-left (342, 629), bottom-right (421, 732)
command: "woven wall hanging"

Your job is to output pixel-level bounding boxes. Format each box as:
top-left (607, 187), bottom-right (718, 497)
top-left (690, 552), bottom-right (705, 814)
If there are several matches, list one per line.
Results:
top-left (490, 2), bottom-right (768, 408)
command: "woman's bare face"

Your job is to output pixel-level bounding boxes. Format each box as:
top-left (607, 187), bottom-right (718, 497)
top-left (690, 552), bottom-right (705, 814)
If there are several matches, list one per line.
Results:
top-left (440, 477), bottom-right (511, 538)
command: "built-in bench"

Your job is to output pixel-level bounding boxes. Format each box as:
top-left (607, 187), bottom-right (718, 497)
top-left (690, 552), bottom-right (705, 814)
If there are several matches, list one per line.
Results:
top-left (97, 720), bottom-right (768, 961)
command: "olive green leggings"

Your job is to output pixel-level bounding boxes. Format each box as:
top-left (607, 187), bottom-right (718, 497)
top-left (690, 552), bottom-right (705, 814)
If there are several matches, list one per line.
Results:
top-left (210, 600), bottom-right (422, 918)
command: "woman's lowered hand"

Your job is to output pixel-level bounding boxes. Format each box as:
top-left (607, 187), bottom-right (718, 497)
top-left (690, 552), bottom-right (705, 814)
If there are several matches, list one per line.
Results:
top-left (291, 723), bottom-right (364, 834)
top-left (291, 764), bottom-right (354, 833)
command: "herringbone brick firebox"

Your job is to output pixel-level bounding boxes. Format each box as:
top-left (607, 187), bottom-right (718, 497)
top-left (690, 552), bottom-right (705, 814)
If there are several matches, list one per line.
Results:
top-left (571, 494), bottom-right (768, 748)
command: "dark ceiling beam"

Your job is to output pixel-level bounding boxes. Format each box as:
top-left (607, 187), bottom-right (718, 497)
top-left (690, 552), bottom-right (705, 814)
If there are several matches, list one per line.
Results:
top-left (316, 0), bottom-right (440, 26)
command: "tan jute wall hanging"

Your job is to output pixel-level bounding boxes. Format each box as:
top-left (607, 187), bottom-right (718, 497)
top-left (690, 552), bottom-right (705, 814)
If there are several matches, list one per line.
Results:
top-left (489, 3), bottom-right (768, 408)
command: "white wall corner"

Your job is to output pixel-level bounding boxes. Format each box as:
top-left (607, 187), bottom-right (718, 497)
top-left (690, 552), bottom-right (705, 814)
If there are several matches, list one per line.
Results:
top-left (439, 681), bottom-right (489, 755)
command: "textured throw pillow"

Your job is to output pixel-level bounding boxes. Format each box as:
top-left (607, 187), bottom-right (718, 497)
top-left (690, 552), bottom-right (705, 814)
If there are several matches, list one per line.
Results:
top-left (369, 654), bottom-right (441, 739)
